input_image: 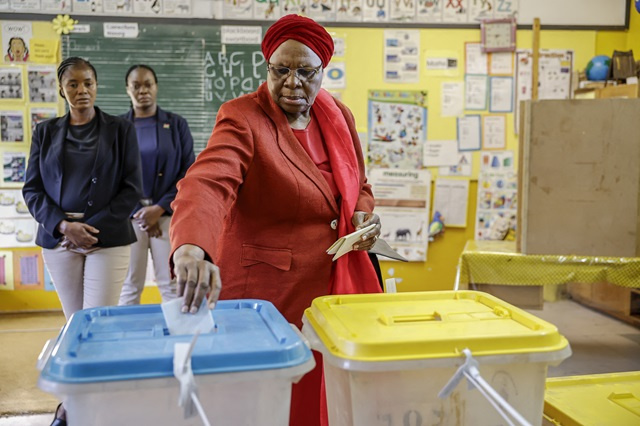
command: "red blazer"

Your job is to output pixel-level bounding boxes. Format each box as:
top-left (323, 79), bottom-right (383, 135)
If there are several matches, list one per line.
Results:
top-left (170, 83), bottom-right (374, 327)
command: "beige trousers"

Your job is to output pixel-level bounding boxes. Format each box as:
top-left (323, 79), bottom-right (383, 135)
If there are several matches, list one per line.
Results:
top-left (118, 216), bottom-right (176, 305)
top-left (43, 244), bottom-right (132, 320)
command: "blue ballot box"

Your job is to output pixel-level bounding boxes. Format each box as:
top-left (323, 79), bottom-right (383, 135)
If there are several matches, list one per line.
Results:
top-left (37, 300), bottom-right (314, 426)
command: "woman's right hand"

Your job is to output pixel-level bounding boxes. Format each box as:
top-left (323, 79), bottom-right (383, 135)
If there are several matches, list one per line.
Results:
top-left (57, 220), bottom-right (99, 249)
top-left (172, 244), bottom-right (222, 314)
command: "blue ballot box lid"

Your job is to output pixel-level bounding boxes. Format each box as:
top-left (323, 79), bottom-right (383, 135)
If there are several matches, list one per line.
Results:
top-left (40, 300), bottom-right (312, 384)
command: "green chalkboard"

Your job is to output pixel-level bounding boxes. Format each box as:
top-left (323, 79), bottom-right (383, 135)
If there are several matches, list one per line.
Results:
top-left (62, 23), bottom-right (268, 153)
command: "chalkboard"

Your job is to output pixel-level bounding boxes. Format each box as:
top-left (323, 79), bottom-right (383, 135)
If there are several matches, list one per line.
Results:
top-left (62, 23), bottom-right (268, 153)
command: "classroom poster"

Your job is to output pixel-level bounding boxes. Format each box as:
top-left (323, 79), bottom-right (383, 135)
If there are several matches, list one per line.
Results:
top-left (30, 107), bottom-right (57, 133)
top-left (369, 168), bottom-right (430, 261)
top-left (475, 170), bottom-right (517, 240)
top-left (367, 90), bottom-right (427, 169)
top-left (515, 49), bottom-right (573, 133)
top-left (28, 65), bottom-right (57, 103)
top-left (482, 115), bottom-right (506, 149)
top-left (1, 21), bottom-right (32, 63)
top-left (416, 0), bottom-right (443, 23)
top-left (222, 0), bottom-right (254, 19)
top-left (468, 0), bottom-right (493, 21)
top-left (457, 115), bottom-right (481, 151)
top-left (280, 0), bottom-right (307, 16)
top-left (0, 189), bottom-right (30, 219)
top-left (441, 81), bottom-right (464, 117)
top-left (425, 51), bottom-right (460, 77)
top-left (0, 111), bottom-right (24, 142)
top-left (0, 250), bottom-right (14, 290)
top-left (41, 0), bottom-right (72, 12)
top-left (465, 74), bottom-right (488, 110)
top-left (362, 0), bottom-right (389, 22)
top-left (465, 43), bottom-right (488, 75)
top-left (433, 178), bottom-right (469, 228)
top-left (479, 149), bottom-right (514, 172)
top-left (103, 0), bottom-right (133, 13)
top-left (164, 0), bottom-right (191, 15)
top-left (489, 76), bottom-right (513, 113)
top-left (336, 0), bottom-right (363, 22)
top-left (423, 140), bottom-right (458, 168)
top-left (13, 249), bottom-right (44, 289)
top-left (133, 0), bottom-right (163, 15)
top-left (322, 62), bottom-right (346, 90)
top-left (442, 0), bottom-right (467, 23)
top-left (439, 152), bottom-right (472, 177)
top-left (389, 0), bottom-right (414, 21)
top-left (2, 150), bottom-right (27, 184)
top-left (0, 66), bottom-right (24, 100)
top-left (307, 0), bottom-right (337, 22)
top-left (0, 217), bottom-right (36, 248)
top-left (384, 30), bottom-right (419, 83)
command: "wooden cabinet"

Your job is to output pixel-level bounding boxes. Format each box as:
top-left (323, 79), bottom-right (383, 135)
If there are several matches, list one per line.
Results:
top-left (568, 283), bottom-right (640, 327)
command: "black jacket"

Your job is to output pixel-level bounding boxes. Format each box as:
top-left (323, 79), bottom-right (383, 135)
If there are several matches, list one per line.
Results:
top-left (23, 107), bottom-right (142, 249)
top-left (121, 107), bottom-right (195, 214)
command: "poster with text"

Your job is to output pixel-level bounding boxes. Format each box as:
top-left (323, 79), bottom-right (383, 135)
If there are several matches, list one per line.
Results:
top-left (369, 168), bottom-right (430, 261)
top-left (1, 21), bottom-right (32, 63)
top-left (368, 90), bottom-right (427, 169)
top-left (384, 29), bottom-right (419, 83)
top-left (28, 65), bottom-right (58, 103)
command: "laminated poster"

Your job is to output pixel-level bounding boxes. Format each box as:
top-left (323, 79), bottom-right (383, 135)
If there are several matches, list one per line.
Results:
top-left (0, 112), bottom-right (24, 143)
top-left (439, 152), bottom-right (472, 177)
top-left (384, 29), bottom-right (419, 83)
top-left (0, 217), bottom-right (36, 248)
top-left (13, 249), bottom-right (44, 289)
top-left (475, 170), bottom-right (517, 241)
top-left (28, 65), bottom-right (58, 103)
top-left (368, 89), bottom-right (427, 170)
top-left (0, 66), bottom-right (24, 100)
top-left (2, 151), bottom-right (27, 185)
top-left (369, 168), bottom-right (431, 262)
top-left (0, 250), bottom-right (14, 290)
top-left (433, 178), bottom-right (469, 228)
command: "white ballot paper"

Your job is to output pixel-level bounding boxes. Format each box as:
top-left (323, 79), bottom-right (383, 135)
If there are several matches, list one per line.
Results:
top-left (162, 297), bottom-right (215, 336)
top-left (327, 223), bottom-right (377, 261)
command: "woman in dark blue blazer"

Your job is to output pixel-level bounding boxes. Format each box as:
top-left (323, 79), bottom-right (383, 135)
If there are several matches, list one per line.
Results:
top-left (118, 64), bottom-right (195, 305)
top-left (22, 57), bottom-right (142, 426)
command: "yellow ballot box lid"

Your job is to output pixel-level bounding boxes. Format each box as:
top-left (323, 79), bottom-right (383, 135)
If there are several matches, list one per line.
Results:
top-left (303, 291), bottom-right (570, 363)
top-left (544, 372), bottom-right (640, 426)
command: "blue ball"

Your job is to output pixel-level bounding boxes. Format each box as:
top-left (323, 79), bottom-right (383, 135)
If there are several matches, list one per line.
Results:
top-left (586, 55), bottom-right (610, 81)
top-left (636, 0), bottom-right (640, 14)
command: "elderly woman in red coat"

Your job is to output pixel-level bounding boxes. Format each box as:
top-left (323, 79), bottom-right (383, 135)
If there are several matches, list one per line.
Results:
top-left (169, 14), bottom-right (381, 426)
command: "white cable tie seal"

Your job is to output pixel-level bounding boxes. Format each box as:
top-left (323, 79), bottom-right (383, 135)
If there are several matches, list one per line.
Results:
top-left (438, 348), bottom-right (532, 426)
top-left (173, 331), bottom-right (212, 426)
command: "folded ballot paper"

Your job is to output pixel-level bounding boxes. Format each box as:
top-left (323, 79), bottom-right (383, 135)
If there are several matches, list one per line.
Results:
top-left (327, 223), bottom-right (408, 262)
top-left (161, 297), bottom-right (215, 336)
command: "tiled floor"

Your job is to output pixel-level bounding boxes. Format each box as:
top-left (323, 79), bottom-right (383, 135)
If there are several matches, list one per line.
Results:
top-left (1, 299), bottom-right (639, 426)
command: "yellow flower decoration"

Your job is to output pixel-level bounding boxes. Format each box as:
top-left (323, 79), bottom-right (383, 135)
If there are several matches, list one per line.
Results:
top-left (52, 15), bottom-right (78, 35)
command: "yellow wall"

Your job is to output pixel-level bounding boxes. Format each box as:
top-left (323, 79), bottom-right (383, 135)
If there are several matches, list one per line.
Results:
top-left (328, 26), bottom-right (603, 292)
top-left (1, 9), bottom-right (638, 310)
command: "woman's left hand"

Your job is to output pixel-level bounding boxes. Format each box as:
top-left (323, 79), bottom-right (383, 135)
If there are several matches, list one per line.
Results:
top-left (133, 205), bottom-right (164, 230)
top-left (351, 211), bottom-right (381, 251)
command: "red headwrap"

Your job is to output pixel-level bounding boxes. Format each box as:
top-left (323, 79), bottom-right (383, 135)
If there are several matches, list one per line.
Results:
top-left (261, 14), bottom-right (334, 67)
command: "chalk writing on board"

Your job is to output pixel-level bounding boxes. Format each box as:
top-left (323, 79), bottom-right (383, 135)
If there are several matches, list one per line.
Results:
top-left (204, 50), bottom-right (266, 103)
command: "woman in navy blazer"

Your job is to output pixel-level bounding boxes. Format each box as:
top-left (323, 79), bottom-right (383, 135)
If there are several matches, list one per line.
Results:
top-left (23, 56), bottom-right (142, 426)
top-left (118, 64), bottom-right (195, 305)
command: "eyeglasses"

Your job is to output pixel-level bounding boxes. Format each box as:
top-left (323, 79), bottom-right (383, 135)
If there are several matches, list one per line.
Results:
top-left (267, 63), bottom-right (322, 82)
